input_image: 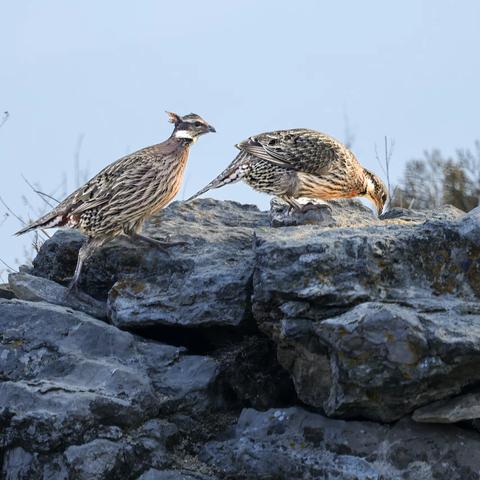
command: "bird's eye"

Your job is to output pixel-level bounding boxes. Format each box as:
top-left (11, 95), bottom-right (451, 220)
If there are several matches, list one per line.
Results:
top-left (194, 121), bottom-right (203, 127)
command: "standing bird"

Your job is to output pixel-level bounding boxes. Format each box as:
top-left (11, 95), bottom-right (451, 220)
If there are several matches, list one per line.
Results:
top-left (187, 129), bottom-right (387, 215)
top-left (16, 112), bottom-right (215, 292)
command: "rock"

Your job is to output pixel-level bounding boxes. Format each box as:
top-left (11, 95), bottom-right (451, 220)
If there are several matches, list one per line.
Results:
top-left (314, 300), bottom-right (480, 421)
top-left (62, 419), bottom-right (180, 480)
top-left (253, 206), bottom-right (480, 421)
top-left (8, 272), bottom-right (107, 319)
top-left (9, 198), bottom-right (480, 477)
top-left (63, 419), bottom-right (178, 480)
top-left (0, 283), bottom-right (15, 299)
top-left (380, 204), bottom-right (464, 222)
top-left (413, 392), bottom-right (480, 423)
top-left (458, 204), bottom-right (480, 244)
top-left (108, 200), bottom-right (266, 330)
top-left (0, 299), bottom-right (220, 478)
top-left (32, 229), bottom-right (86, 286)
top-left (201, 406), bottom-right (480, 480)
top-left (64, 439), bottom-right (131, 480)
top-left (214, 335), bottom-right (295, 410)
top-left (33, 200), bottom-right (269, 331)
top-left (137, 469), bottom-right (216, 480)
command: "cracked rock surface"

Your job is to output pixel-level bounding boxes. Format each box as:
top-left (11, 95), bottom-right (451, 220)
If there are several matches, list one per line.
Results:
top-left (2, 198), bottom-right (480, 479)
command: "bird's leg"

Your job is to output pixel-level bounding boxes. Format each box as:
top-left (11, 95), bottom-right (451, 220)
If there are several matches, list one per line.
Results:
top-left (66, 237), bottom-right (104, 296)
top-left (282, 196), bottom-right (303, 214)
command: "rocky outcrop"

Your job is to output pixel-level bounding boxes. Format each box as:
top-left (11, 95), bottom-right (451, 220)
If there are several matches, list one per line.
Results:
top-left (33, 200), bottom-right (268, 330)
top-left (253, 202), bottom-right (477, 421)
top-left (2, 198), bottom-right (480, 479)
top-left (202, 407), bottom-right (480, 480)
top-left (0, 299), bottom-right (221, 478)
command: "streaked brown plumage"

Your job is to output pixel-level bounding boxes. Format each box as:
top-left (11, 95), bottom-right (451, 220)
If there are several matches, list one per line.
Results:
top-left (188, 128), bottom-right (387, 215)
top-left (16, 111), bottom-right (215, 292)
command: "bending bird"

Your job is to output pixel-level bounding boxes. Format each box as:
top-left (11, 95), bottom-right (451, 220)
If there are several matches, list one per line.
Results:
top-left (16, 111), bottom-right (215, 292)
top-left (187, 128), bottom-right (387, 215)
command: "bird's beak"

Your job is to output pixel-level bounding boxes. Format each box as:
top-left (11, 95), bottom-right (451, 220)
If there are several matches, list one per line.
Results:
top-left (367, 194), bottom-right (383, 217)
top-left (375, 198), bottom-right (385, 217)
top-left (208, 125), bottom-right (216, 133)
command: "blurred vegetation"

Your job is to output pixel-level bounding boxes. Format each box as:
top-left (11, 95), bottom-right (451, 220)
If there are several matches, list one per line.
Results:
top-left (390, 141), bottom-right (480, 212)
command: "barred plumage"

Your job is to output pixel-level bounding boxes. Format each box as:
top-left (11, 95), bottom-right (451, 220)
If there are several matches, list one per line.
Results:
top-left (16, 111), bottom-right (215, 292)
top-left (188, 128), bottom-right (387, 215)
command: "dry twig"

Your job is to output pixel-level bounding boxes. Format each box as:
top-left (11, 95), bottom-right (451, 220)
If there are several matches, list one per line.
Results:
top-left (375, 136), bottom-right (395, 210)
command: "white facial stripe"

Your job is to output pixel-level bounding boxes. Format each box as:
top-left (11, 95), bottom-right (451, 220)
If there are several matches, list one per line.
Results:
top-left (361, 176), bottom-right (375, 198)
top-left (174, 130), bottom-right (197, 142)
top-left (184, 118), bottom-right (206, 126)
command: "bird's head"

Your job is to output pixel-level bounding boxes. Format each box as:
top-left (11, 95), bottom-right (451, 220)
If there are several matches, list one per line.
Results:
top-left (166, 111), bottom-right (216, 142)
top-left (362, 169), bottom-right (388, 216)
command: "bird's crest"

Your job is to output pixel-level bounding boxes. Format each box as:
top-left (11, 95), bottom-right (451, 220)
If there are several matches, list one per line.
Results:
top-left (166, 111), bottom-right (182, 125)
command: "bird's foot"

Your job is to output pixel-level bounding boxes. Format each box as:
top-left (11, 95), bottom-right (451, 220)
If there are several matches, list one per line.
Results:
top-left (285, 201), bottom-right (302, 215)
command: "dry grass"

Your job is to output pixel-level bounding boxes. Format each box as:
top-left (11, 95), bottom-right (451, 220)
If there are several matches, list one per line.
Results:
top-left (375, 135), bottom-right (395, 211)
top-left (0, 122), bottom-right (88, 281)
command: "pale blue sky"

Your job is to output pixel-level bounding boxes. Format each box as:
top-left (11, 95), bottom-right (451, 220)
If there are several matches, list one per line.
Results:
top-left (1, 0), bottom-right (479, 273)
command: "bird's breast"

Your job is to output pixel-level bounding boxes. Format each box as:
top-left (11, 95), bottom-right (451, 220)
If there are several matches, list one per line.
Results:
top-left (146, 149), bottom-right (190, 216)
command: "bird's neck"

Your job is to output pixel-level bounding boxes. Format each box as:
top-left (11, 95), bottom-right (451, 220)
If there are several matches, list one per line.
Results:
top-left (360, 169), bottom-right (377, 196)
top-left (162, 134), bottom-right (194, 150)
top-left (172, 129), bottom-right (198, 143)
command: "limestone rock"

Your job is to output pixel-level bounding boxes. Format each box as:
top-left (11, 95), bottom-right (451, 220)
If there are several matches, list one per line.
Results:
top-left (33, 200), bottom-right (269, 330)
top-left (413, 392), bottom-right (480, 423)
top-left (253, 205), bottom-right (480, 421)
top-left (0, 299), bottom-right (219, 478)
top-left (8, 198), bottom-right (480, 478)
top-left (201, 406), bottom-right (480, 480)
top-left (8, 271), bottom-right (106, 319)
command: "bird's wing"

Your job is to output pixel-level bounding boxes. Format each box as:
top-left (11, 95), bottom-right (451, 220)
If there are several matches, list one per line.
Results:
top-left (16, 145), bottom-right (173, 235)
top-left (237, 128), bottom-right (347, 176)
top-left (186, 151), bottom-right (251, 202)
top-left (14, 163), bottom-right (126, 235)
top-left (69, 153), bottom-right (161, 217)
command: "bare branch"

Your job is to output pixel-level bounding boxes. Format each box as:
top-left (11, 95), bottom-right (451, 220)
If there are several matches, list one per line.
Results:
top-left (0, 195), bottom-right (28, 227)
top-left (74, 134), bottom-right (85, 188)
top-left (0, 212), bottom-right (9, 227)
top-left (0, 111), bottom-right (9, 130)
top-left (21, 174), bottom-right (60, 208)
top-left (374, 136), bottom-right (395, 210)
top-left (343, 111), bottom-right (355, 149)
top-left (0, 257), bottom-right (16, 273)
top-left (0, 195), bottom-right (50, 240)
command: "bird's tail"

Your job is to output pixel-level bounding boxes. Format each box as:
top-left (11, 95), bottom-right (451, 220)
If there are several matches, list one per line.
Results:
top-left (186, 152), bottom-right (250, 202)
top-left (15, 209), bottom-right (66, 236)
